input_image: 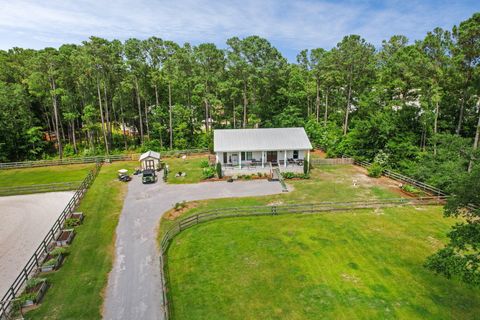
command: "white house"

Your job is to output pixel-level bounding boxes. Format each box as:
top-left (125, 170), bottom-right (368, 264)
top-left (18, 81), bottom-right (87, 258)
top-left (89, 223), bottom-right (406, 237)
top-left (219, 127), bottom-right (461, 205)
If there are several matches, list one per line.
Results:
top-left (139, 150), bottom-right (161, 170)
top-left (213, 127), bottom-right (312, 170)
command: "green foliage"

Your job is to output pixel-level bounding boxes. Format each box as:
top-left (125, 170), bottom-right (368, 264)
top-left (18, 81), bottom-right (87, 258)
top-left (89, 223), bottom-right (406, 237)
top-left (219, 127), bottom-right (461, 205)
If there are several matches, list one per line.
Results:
top-left (64, 218), bottom-right (80, 229)
top-left (50, 247), bottom-right (67, 257)
top-left (26, 277), bottom-right (46, 290)
top-left (281, 172), bottom-right (309, 179)
top-left (174, 201), bottom-right (187, 211)
top-left (216, 162), bottom-right (223, 178)
top-left (43, 258), bottom-right (57, 267)
top-left (199, 159), bottom-right (210, 168)
top-left (202, 166), bottom-right (215, 179)
top-left (367, 163), bottom-right (383, 178)
top-left (426, 165), bottom-right (480, 286)
top-left (303, 159), bottom-right (309, 175)
top-left (401, 184), bottom-right (423, 195)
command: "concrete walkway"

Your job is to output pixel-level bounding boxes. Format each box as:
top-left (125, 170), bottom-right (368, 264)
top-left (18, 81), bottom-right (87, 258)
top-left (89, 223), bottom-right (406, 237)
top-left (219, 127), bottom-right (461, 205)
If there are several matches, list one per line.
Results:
top-left (103, 175), bottom-right (284, 320)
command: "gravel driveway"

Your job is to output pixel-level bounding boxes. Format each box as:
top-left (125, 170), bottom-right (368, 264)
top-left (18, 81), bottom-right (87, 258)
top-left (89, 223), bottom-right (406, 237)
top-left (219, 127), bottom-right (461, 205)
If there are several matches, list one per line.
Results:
top-left (103, 176), bottom-right (284, 320)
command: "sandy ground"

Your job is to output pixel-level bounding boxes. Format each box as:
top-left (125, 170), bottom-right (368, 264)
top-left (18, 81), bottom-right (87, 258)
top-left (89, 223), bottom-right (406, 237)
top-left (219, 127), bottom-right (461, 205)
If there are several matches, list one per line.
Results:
top-left (0, 191), bottom-right (74, 297)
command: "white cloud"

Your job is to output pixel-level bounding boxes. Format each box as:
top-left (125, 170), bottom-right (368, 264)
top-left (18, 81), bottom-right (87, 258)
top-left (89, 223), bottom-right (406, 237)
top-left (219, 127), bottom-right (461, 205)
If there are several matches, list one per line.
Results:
top-left (0, 0), bottom-right (478, 60)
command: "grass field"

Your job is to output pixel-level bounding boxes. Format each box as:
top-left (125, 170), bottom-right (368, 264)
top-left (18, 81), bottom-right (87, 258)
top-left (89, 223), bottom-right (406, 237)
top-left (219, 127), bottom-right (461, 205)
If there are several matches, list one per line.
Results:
top-left (159, 164), bottom-right (402, 235)
top-left (164, 155), bottom-right (209, 184)
top-left (25, 161), bottom-right (137, 320)
top-left (166, 208), bottom-right (480, 320)
top-left (0, 164), bottom-right (94, 187)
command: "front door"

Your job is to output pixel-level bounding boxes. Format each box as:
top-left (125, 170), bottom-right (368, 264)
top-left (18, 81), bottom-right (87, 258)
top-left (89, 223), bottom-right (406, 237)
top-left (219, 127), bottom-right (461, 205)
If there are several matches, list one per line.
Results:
top-left (266, 151), bottom-right (277, 162)
top-left (231, 153), bottom-right (239, 165)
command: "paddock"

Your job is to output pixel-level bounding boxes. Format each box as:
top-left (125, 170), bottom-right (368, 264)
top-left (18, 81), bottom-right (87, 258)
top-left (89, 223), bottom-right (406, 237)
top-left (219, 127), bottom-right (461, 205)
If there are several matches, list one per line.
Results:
top-left (0, 191), bottom-right (74, 297)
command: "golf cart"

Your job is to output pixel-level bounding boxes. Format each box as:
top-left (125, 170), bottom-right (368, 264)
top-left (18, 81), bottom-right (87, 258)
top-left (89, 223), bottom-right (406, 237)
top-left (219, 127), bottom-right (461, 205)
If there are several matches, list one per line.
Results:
top-left (118, 169), bottom-right (131, 182)
top-left (142, 169), bottom-right (157, 184)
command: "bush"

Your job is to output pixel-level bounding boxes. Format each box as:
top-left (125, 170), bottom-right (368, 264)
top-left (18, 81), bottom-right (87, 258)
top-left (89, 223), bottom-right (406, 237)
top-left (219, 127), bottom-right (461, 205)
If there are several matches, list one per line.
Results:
top-left (244, 175), bottom-right (252, 180)
top-left (26, 278), bottom-right (46, 290)
top-left (282, 172), bottom-right (310, 179)
top-left (202, 167), bottom-right (215, 179)
top-left (64, 218), bottom-right (80, 229)
top-left (401, 184), bottom-right (423, 195)
top-left (303, 159), bottom-right (309, 175)
top-left (43, 258), bottom-right (57, 267)
top-left (50, 247), bottom-right (67, 257)
top-left (216, 162), bottom-right (223, 178)
top-left (199, 159), bottom-right (210, 168)
top-left (174, 201), bottom-right (186, 210)
top-left (368, 163), bottom-right (383, 178)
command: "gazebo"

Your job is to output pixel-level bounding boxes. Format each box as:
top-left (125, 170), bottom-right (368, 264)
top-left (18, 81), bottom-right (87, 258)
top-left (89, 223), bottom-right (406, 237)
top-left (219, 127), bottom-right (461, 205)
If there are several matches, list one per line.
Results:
top-left (139, 150), bottom-right (161, 170)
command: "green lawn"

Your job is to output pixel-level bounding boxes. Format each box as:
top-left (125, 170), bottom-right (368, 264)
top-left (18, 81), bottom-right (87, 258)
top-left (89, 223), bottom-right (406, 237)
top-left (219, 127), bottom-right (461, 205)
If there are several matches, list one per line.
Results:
top-left (25, 161), bottom-right (137, 320)
top-left (166, 208), bottom-right (480, 320)
top-left (0, 164), bottom-right (94, 187)
top-left (159, 164), bottom-right (402, 235)
top-left (164, 155), bottom-right (210, 184)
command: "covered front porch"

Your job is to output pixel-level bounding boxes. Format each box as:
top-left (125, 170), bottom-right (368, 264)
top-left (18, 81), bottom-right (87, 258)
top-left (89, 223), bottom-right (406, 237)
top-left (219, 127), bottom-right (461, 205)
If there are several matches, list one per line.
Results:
top-left (216, 149), bottom-right (309, 176)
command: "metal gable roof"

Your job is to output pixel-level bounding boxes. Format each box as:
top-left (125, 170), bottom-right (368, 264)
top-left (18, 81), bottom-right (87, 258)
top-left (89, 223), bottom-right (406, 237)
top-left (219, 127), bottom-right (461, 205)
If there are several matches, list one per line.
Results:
top-left (213, 128), bottom-right (312, 152)
top-left (139, 150), bottom-right (161, 161)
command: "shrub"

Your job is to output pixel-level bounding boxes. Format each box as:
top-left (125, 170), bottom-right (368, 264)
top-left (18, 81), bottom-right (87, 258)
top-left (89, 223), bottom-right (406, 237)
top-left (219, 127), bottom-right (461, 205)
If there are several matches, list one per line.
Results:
top-left (202, 167), bottom-right (215, 179)
top-left (50, 247), bottom-right (67, 257)
top-left (43, 258), bottom-right (57, 267)
top-left (64, 218), bottom-right (80, 229)
top-left (199, 159), bottom-right (210, 168)
top-left (282, 172), bottom-right (310, 179)
top-left (401, 184), bottom-right (423, 195)
top-left (244, 175), bottom-right (252, 180)
top-left (26, 278), bottom-right (46, 290)
top-left (174, 201), bottom-right (187, 210)
top-left (216, 162), bottom-right (223, 178)
top-left (303, 159), bottom-right (309, 175)
top-left (282, 172), bottom-right (295, 179)
top-left (368, 163), bottom-right (383, 178)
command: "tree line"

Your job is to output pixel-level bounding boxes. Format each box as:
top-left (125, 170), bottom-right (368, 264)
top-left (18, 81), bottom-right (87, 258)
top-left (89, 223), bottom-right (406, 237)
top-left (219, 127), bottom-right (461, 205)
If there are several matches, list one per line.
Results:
top-left (0, 14), bottom-right (479, 178)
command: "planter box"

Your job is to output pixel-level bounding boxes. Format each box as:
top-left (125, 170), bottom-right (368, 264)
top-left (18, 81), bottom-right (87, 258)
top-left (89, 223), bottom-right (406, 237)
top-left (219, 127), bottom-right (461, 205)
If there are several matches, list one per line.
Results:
top-left (22, 280), bottom-right (48, 307)
top-left (39, 253), bottom-right (64, 273)
top-left (55, 229), bottom-right (75, 247)
top-left (69, 212), bottom-right (84, 223)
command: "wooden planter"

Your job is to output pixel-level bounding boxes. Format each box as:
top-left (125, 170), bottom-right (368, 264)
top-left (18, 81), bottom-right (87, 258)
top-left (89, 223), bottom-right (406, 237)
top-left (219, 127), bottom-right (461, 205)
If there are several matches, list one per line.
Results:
top-left (39, 253), bottom-right (64, 273)
top-left (69, 212), bottom-right (84, 223)
top-left (22, 280), bottom-right (48, 307)
top-left (55, 229), bottom-right (75, 247)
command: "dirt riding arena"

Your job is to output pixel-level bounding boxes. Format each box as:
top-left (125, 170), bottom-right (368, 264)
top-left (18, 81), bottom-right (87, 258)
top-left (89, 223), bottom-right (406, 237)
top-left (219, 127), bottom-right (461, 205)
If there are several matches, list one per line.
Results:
top-left (0, 191), bottom-right (74, 296)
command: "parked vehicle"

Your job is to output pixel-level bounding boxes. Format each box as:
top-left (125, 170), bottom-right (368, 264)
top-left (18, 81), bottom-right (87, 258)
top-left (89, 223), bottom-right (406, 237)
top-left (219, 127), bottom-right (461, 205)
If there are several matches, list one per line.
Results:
top-left (118, 169), bottom-right (132, 182)
top-left (142, 169), bottom-right (156, 184)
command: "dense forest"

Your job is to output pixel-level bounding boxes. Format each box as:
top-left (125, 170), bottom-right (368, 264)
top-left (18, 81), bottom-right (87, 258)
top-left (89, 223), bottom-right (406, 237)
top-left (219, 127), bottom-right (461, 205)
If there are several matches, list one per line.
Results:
top-left (0, 13), bottom-right (479, 192)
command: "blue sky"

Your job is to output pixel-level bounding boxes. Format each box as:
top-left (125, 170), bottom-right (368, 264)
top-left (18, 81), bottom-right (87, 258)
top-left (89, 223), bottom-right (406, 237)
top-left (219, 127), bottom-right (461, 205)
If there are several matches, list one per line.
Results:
top-left (0, 0), bottom-right (479, 61)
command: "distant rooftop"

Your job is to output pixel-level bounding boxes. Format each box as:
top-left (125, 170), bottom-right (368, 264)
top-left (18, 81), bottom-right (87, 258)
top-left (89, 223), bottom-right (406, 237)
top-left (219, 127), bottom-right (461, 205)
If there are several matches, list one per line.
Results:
top-left (214, 128), bottom-right (312, 152)
top-left (139, 150), bottom-right (160, 161)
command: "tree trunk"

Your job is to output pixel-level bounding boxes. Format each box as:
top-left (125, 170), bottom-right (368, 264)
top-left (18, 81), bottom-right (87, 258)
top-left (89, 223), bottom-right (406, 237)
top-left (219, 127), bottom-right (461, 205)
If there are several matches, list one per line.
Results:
top-left (71, 120), bottom-right (77, 154)
top-left (204, 98), bottom-right (209, 133)
top-left (134, 78), bottom-right (144, 145)
top-left (316, 79), bottom-right (320, 122)
top-left (168, 82), bottom-right (173, 149)
top-left (456, 96), bottom-right (465, 135)
top-left (242, 81), bottom-right (248, 128)
top-left (50, 77), bottom-right (63, 158)
top-left (343, 80), bottom-right (352, 135)
top-left (324, 89), bottom-right (329, 126)
top-left (96, 78), bottom-right (109, 155)
top-left (154, 83), bottom-right (163, 148)
top-left (103, 83), bottom-right (112, 147)
top-left (119, 103), bottom-right (128, 151)
top-left (467, 97), bottom-right (480, 173)
top-left (144, 100), bottom-right (150, 140)
top-left (233, 98), bottom-right (236, 129)
top-left (433, 101), bottom-right (439, 155)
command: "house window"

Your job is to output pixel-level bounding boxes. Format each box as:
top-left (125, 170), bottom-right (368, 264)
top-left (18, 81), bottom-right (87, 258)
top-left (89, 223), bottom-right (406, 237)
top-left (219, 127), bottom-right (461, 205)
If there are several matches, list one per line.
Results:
top-left (293, 150), bottom-right (299, 159)
top-left (241, 152), bottom-right (252, 161)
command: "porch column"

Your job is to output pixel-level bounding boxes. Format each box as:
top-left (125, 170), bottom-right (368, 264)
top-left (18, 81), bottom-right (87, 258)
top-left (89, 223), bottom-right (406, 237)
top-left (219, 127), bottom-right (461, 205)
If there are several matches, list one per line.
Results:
top-left (307, 150), bottom-right (310, 163)
top-left (239, 152), bottom-right (241, 169)
top-left (261, 151), bottom-right (264, 168)
top-left (216, 153), bottom-right (219, 164)
top-left (284, 150), bottom-right (287, 167)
